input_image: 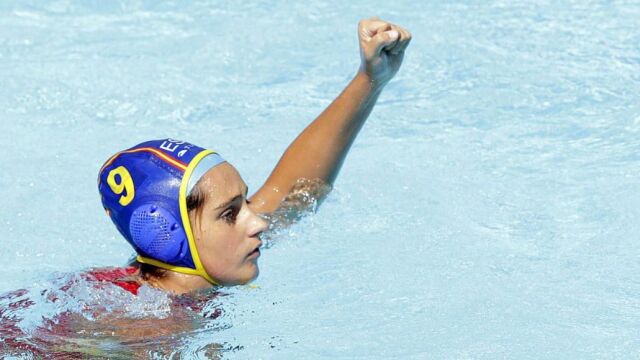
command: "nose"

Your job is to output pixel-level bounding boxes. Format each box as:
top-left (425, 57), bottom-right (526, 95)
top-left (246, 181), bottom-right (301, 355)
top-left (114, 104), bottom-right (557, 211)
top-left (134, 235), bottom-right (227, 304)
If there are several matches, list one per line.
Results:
top-left (248, 209), bottom-right (269, 239)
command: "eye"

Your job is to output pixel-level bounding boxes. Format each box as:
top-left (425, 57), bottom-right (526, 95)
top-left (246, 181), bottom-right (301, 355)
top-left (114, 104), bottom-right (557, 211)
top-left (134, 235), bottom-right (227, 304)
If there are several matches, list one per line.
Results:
top-left (220, 205), bottom-right (240, 224)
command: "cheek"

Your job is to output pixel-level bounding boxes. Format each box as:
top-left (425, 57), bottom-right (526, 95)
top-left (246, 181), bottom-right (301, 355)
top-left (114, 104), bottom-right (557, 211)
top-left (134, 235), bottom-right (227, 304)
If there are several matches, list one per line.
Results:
top-left (195, 222), bottom-right (259, 285)
top-left (197, 224), bottom-right (243, 267)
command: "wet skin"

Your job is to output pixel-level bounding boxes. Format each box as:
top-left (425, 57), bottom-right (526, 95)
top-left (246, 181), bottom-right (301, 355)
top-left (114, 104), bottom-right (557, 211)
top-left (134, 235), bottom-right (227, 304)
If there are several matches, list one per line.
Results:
top-left (189, 162), bottom-right (268, 286)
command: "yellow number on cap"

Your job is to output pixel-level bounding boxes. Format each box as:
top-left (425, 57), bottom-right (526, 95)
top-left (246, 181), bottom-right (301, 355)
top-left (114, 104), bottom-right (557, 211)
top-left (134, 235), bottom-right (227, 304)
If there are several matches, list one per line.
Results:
top-left (107, 166), bottom-right (135, 206)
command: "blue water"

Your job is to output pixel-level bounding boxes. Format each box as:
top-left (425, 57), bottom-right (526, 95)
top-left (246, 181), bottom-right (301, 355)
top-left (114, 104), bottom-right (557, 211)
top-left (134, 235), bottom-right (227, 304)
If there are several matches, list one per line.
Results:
top-left (1, 1), bottom-right (640, 358)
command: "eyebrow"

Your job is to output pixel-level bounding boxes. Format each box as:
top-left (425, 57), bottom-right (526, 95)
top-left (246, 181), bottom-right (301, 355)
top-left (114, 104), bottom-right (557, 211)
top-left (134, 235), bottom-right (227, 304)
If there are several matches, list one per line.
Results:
top-left (214, 186), bottom-right (249, 210)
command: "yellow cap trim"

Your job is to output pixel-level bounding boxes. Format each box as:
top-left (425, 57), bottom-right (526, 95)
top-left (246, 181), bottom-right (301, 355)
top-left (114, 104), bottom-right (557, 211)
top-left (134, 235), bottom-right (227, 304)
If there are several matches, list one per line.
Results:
top-left (136, 255), bottom-right (203, 276)
top-left (179, 149), bottom-right (218, 285)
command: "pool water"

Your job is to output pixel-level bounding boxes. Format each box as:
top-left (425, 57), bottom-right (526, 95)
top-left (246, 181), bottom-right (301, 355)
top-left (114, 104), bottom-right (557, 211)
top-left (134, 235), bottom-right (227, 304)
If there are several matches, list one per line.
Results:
top-left (1, 1), bottom-right (640, 359)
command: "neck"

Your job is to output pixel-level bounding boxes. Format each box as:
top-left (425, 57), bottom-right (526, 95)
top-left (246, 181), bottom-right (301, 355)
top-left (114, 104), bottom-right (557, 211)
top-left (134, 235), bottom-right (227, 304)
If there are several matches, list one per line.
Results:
top-left (145, 270), bottom-right (214, 294)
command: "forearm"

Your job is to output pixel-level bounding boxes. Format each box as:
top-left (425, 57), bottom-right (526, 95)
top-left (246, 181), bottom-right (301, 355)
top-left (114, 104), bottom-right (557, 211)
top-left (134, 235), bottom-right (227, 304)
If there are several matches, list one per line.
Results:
top-left (251, 71), bottom-right (383, 213)
top-left (278, 71), bottom-right (382, 184)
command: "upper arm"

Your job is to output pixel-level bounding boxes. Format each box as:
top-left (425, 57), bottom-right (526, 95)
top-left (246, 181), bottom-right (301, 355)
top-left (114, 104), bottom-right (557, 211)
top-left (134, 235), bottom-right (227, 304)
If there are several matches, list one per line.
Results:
top-left (248, 179), bottom-right (284, 215)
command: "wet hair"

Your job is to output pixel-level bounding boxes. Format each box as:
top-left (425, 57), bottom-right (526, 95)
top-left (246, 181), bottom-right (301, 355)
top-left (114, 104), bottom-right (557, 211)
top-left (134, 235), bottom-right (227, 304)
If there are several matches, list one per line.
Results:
top-left (137, 261), bottom-right (167, 282)
top-left (186, 182), bottom-right (207, 212)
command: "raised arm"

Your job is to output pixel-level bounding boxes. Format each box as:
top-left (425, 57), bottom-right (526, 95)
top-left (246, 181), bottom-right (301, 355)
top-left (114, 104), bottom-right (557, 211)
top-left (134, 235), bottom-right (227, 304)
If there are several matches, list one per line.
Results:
top-left (249, 18), bottom-right (412, 215)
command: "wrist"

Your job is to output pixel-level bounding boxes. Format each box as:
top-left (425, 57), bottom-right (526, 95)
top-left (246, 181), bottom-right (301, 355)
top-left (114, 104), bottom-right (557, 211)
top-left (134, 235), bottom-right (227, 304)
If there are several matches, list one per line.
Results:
top-left (355, 69), bottom-right (387, 94)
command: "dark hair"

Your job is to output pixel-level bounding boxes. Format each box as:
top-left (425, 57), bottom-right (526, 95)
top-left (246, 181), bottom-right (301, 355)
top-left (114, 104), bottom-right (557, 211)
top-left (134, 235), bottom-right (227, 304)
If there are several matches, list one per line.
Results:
top-left (186, 182), bottom-right (207, 212)
top-left (136, 183), bottom-right (207, 281)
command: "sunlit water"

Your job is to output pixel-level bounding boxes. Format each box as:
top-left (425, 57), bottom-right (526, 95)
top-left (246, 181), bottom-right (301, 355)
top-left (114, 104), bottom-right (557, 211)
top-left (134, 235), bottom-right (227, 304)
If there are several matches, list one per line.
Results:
top-left (1, 1), bottom-right (640, 359)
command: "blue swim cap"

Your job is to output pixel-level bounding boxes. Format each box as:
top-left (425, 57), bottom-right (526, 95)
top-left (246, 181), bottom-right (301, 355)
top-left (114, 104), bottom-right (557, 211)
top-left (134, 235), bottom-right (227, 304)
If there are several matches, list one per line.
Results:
top-left (98, 139), bottom-right (225, 284)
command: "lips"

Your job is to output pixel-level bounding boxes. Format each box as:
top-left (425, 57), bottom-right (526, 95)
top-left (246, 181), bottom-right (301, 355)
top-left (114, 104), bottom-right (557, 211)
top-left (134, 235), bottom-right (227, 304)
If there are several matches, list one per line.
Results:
top-left (247, 248), bottom-right (260, 259)
top-left (247, 243), bottom-right (262, 259)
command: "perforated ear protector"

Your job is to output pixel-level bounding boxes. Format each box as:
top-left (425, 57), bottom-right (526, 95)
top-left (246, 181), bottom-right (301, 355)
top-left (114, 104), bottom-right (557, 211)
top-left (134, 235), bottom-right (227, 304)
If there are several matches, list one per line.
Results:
top-left (129, 203), bottom-right (188, 264)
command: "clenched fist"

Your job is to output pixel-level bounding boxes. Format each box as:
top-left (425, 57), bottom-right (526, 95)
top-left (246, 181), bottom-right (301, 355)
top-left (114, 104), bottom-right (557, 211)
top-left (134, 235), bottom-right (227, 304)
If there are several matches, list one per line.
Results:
top-left (358, 17), bottom-right (412, 87)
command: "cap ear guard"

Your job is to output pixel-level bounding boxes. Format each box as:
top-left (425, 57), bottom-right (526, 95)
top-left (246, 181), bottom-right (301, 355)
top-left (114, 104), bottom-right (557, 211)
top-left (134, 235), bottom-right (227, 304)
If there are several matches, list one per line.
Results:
top-left (129, 203), bottom-right (189, 264)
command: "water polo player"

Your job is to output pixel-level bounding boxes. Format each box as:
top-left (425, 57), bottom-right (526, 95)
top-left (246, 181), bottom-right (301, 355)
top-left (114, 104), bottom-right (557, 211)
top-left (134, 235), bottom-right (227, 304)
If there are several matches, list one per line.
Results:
top-left (98, 18), bottom-right (412, 293)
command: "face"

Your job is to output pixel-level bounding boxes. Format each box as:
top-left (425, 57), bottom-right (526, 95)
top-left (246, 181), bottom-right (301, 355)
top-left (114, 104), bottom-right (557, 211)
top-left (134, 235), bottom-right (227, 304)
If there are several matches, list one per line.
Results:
top-left (188, 162), bottom-right (268, 286)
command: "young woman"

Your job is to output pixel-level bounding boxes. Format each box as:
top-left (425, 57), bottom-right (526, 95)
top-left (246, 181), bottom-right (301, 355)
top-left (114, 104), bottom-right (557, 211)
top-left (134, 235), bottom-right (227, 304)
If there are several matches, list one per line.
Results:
top-left (97, 17), bottom-right (412, 294)
top-left (0, 17), bottom-right (412, 358)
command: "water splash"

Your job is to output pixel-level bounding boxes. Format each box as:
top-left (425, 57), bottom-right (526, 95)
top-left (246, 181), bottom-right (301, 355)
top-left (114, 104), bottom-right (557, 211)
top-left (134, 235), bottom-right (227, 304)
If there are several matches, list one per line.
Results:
top-left (0, 270), bottom-right (237, 359)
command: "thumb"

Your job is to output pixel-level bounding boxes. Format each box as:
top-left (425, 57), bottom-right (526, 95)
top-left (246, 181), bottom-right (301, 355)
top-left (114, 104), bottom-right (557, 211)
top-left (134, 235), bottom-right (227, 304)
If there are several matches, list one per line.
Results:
top-left (372, 30), bottom-right (399, 55)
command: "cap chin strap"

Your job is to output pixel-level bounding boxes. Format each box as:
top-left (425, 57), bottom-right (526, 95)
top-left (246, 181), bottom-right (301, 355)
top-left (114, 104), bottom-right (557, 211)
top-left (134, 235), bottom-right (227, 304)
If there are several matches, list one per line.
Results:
top-left (136, 255), bottom-right (217, 284)
top-left (138, 150), bottom-right (225, 286)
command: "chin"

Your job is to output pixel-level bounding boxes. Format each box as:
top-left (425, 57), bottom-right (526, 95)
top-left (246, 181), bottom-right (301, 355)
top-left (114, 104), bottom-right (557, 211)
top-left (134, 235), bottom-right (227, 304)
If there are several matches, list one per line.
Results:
top-left (223, 264), bottom-right (259, 286)
top-left (244, 264), bottom-right (260, 284)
